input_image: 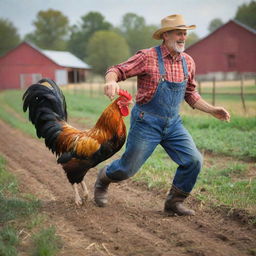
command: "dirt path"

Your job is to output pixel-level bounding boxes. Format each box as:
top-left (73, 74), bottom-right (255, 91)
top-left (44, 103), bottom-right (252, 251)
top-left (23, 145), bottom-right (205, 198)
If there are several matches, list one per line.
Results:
top-left (0, 119), bottom-right (255, 256)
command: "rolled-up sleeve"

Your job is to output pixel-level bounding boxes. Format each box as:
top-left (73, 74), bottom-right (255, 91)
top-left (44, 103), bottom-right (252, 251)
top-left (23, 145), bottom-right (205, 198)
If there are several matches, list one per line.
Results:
top-left (185, 57), bottom-right (201, 108)
top-left (106, 51), bottom-right (146, 82)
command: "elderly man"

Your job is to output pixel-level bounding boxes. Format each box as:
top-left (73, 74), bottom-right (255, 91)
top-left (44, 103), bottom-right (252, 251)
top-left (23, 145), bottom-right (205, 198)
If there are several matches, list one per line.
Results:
top-left (94, 14), bottom-right (230, 216)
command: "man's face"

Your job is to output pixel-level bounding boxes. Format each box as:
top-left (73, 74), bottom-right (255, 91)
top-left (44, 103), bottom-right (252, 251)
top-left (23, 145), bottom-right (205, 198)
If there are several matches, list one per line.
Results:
top-left (164, 30), bottom-right (187, 53)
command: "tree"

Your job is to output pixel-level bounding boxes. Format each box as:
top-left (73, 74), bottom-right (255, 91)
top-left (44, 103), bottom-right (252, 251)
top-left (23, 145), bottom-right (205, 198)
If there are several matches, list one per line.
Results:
top-left (68, 12), bottom-right (112, 60)
top-left (0, 18), bottom-right (20, 56)
top-left (119, 13), bottom-right (157, 54)
top-left (185, 32), bottom-right (200, 48)
top-left (235, 1), bottom-right (256, 29)
top-left (208, 18), bottom-right (223, 33)
top-left (25, 9), bottom-right (69, 50)
top-left (87, 30), bottom-right (130, 75)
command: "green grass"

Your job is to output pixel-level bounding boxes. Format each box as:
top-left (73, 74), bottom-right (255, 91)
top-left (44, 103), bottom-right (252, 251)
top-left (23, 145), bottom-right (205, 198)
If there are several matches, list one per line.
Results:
top-left (0, 155), bottom-right (62, 255)
top-left (31, 227), bottom-right (62, 256)
top-left (200, 84), bottom-right (256, 94)
top-left (0, 195), bottom-right (40, 223)
top-left (0, 90), bottom-right (36, 137)
top-left (182, 115), bottom-right (256, 159)
top-left (64, 90), bottom-right (109, 124)
top-left (132, 146), bottom-right (177, 189)
top-left (0, 226), bottom-right (19, 256)
top-left (0, 157), bottom-right (18, 195)
top-left (199, 93), bottom-right (256, 102)
top-left (196, 163), bottom-right (256, 213)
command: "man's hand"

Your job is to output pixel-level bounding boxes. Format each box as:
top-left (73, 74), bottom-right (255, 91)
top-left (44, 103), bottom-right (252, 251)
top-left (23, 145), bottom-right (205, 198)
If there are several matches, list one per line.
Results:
top-left (211, 107), bottom-right (230, 122)
top-left (104, 72), bottom-right (119, 100)
top-left (193, 98), bottom-right (230, 122)
top-left (104, 81), bottom-right (120, 100)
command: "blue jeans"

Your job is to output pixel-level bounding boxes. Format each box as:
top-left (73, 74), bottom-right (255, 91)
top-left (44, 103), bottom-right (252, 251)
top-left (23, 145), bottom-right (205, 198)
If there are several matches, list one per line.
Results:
top-left (106, 106), bottom-right (203, 193)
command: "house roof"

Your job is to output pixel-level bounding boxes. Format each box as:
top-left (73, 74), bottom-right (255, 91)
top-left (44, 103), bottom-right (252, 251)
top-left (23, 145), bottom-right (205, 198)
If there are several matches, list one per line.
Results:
top-left (26, 41), bottom-right (91, 69)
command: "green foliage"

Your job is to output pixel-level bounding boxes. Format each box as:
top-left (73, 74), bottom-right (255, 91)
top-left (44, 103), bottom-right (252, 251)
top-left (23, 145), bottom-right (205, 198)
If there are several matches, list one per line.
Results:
top-left (0, 18), bottom-right (20, 56)
top-left (25, 9), bottom-right (69, 50)
top-left (31, 227), bottom-right (62, 256)
top-left (87, 30), bottom-right (130, 75)
top-left (0, 226), bottom-right (19, 256)
top-left (208, 18), bottom-right (224, 33)
top-left (119, 13), bottom-right (157, 54)
top-left (235, 0), bottom-right (256, 29)
top-left (68, 11), bottom-right (112, 60)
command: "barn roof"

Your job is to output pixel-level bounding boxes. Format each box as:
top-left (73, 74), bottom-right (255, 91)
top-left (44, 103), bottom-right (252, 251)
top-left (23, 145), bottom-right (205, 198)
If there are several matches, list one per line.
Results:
top-left (26, 41), bottom-right (91, 69)
top-left (232, 19), bottom-right (256, 34)
top-left (41, 49), bottom-right (90, 69)
top-left (186, 19), bottom-right (256, 50)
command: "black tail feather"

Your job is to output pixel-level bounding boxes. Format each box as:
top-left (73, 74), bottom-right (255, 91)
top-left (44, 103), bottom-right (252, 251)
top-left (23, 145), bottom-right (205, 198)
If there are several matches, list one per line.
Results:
top-left (22, 78), bottom-right (67, 154)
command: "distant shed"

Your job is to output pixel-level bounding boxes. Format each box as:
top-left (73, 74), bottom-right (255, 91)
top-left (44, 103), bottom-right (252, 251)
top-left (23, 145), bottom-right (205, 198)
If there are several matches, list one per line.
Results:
top-left (0, 41), bottom-right (91, 90)
top-left (185, 20), bottom-right (256, 80)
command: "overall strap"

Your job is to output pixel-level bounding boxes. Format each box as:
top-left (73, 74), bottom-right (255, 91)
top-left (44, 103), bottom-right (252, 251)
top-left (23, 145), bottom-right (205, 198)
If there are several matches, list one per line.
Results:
top-left (155, 46), bottom-right (166, 81)
top-left (181, 56), bottom-right (189, 80)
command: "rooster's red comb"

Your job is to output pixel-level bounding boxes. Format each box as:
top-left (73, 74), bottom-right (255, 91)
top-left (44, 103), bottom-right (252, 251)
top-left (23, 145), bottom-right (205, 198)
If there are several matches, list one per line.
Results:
top-left (118, 89), bottom-right (132, 100)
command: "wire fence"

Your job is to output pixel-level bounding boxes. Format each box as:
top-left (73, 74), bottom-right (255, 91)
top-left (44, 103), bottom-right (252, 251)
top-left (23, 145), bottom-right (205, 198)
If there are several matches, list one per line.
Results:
top-left (63, 77), bottom-right (256, 114)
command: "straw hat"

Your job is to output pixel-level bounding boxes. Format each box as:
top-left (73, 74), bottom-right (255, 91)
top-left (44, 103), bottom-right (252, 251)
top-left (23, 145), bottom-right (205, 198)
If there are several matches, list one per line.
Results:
top-left (153, 14), bottom-right (196, 40)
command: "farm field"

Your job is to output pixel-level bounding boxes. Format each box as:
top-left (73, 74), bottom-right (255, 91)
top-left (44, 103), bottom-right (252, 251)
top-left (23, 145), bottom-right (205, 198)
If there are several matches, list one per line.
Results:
top-left (0, 84), bottom-right (255, 256)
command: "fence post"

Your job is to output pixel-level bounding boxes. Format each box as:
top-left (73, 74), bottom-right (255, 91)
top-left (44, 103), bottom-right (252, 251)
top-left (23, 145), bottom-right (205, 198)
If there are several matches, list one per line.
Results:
top-left (212, 77), bottom-right (216, 106)
top-left (90, 83), bottom-right (93, 97)
top-left (98, 83), bottom-right (102, 96)
top-left (240, 74), bottom-right (246, 113)
top-left (198, 79), bottom-right (201, 94)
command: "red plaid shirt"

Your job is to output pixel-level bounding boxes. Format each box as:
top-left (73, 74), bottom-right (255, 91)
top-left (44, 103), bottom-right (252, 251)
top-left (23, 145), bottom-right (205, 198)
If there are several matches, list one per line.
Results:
top-left (106, 44), bottom-right (201, 107)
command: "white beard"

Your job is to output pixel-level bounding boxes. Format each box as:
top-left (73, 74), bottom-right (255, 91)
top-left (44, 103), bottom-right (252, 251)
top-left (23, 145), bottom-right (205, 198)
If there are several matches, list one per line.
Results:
top-left (168, 40), bottom-right (185, 53)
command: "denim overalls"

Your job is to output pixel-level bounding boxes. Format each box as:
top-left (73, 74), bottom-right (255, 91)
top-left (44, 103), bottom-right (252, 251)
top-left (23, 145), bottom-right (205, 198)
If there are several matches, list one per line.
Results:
top-left (106, 46), bottom-right (203, 193)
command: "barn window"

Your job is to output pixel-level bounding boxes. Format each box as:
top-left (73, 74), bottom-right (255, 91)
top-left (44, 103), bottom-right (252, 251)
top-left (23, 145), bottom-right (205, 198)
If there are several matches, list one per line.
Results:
top-left (227, 54), bottom-right (236, 68)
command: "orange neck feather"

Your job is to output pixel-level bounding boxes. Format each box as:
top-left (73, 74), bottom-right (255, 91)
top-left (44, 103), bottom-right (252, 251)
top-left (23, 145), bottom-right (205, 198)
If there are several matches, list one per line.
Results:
top-left (94, 99), bottom-right (124, 133)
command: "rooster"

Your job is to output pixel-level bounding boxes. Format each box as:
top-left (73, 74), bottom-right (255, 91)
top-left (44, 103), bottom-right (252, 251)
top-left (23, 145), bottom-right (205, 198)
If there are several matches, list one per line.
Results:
top-left (22, 78), bottom-right (132, 205)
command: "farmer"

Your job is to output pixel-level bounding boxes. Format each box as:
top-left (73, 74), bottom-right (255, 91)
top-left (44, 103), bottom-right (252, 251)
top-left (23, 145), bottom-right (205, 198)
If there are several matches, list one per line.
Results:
top-left (94, 14), bottom-right (230, 215)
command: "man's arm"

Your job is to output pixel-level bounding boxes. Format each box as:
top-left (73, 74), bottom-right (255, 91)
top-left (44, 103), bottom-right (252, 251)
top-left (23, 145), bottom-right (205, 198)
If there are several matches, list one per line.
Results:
top-left (104, 51), bottom-right (147, 100)
top-left (193, 98), bottom-right (230, 122)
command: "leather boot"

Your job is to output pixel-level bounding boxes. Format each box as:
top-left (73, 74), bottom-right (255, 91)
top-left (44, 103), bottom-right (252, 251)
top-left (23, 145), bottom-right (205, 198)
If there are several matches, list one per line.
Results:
top-left (94, 167), bottom-right (113, 207)
top-left (164, 185), bottom-right (195, 216)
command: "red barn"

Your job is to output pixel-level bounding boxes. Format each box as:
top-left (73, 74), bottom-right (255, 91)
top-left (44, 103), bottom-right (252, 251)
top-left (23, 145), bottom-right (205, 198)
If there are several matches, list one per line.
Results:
top-left (0, 41), bottom-right (91, 90)
top-left (186, 20), bottom-right (256, 80)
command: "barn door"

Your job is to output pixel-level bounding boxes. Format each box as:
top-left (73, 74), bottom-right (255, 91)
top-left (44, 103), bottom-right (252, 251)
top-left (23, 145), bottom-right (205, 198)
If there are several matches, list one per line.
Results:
top-left (55, 70), bottom-right (68, 85)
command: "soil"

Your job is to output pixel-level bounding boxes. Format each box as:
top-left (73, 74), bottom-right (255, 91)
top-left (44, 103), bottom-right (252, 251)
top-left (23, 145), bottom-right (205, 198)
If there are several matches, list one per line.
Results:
top-left (0, 119), bottom-right (255, 256)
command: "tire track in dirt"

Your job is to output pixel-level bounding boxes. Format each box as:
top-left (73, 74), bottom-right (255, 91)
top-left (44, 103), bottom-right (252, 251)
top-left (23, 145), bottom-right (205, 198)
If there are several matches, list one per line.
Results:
top-left (0, 119), bottom-right (255, 256)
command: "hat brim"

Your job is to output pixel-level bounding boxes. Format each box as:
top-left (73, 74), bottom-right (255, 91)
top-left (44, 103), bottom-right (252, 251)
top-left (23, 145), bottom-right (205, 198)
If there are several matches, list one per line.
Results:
top-left (152, 25), bottom-right (196, 40)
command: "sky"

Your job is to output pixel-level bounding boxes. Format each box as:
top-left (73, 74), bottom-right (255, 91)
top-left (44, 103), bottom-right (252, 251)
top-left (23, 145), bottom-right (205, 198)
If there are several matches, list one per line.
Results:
top-left (0, 0), bottom-right (252, 39)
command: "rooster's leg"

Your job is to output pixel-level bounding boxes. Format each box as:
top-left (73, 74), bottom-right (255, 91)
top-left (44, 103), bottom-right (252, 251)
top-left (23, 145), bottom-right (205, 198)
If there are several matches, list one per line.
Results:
top-left (73, 183), bottom-right (82, 206)
top-left (81, 180), bottom-right (89, 200)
